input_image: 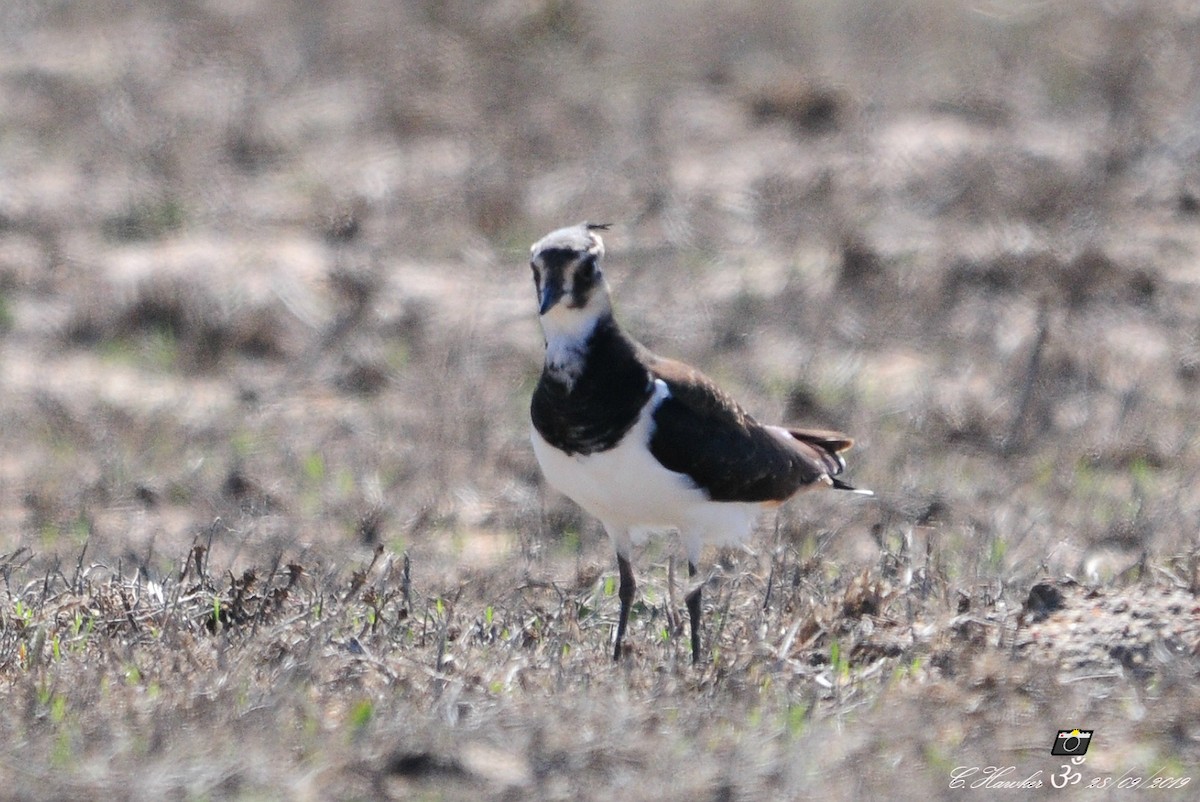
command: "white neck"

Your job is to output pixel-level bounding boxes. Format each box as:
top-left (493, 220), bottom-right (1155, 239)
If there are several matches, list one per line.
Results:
top-left (540, 296), bottom-right (611, 388)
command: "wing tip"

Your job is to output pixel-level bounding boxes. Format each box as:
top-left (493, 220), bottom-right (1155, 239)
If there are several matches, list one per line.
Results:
top-left (831, 478), bottom-right (873, 496)
top-left (788, 428), bottom-right (855, 454)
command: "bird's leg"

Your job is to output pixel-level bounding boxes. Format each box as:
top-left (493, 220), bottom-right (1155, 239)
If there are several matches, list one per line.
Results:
top-left (665, 556), bottom-right (682, 635)
top-left (685, 561), bottom-right (702, 663)
top-left (614, 554), bottom-right (635, 661)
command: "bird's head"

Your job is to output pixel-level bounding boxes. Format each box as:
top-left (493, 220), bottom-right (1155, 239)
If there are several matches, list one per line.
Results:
top-left (529, 223), bottom-right (612, 326)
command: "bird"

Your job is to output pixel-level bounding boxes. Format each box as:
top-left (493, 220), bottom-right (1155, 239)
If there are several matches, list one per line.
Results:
top-left (528, 222), bottom-right (869, 663)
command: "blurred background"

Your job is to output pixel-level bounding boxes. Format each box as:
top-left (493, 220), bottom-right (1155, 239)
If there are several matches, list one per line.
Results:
top-left (3, 0), bottom-right (1200, 606)
top-left (4, 2), bottom-right (1200, 798)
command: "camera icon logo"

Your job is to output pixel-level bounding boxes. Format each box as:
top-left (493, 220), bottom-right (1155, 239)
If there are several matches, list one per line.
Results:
top-left (1051, 729), bottom-right (1093, 756)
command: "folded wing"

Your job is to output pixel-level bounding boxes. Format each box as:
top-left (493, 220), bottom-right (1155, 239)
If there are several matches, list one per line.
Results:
top-left (644, 353), bottom-right (857, 503)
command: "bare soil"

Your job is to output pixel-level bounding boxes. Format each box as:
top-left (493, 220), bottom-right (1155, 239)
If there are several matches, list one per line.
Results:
top-left (2, 1), bottom-right (1200, 799)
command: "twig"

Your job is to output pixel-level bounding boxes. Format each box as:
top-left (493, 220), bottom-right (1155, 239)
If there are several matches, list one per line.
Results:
top-left (777, 614), bottom-right (804, 660)
top-left (72, 541), bottom-right (88, 595)
top-left (401, 551), bottom-right (412, 610)
top-left (1004, 302), bottom-right (1050, 455)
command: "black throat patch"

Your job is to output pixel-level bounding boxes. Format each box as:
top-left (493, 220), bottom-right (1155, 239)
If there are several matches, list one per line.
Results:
top-left (531, 315), bottom-right (653, 456)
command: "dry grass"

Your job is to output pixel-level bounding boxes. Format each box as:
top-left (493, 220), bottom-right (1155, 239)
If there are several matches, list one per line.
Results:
top-left (3, 0), bottom-right (1200, 799)
top-left (2, 535), bottom-right (1198, 800)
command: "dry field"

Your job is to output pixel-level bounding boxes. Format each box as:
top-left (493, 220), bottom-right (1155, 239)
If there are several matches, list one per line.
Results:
top-left (3, 1), bottom-right (1200, 799)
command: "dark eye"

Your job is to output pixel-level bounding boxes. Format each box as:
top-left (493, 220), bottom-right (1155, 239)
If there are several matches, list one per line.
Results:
top-left (577, 255), bottom-right (596, 279)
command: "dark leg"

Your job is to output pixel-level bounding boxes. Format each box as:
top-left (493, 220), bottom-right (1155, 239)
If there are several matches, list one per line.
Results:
top-left (613, 554), bottom-right (635, 661)
top-left (685, 561), bottom-right (702, 663)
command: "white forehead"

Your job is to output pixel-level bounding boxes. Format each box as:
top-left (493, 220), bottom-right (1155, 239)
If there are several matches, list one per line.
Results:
top-left (530, 223), bottom-right (605, 258)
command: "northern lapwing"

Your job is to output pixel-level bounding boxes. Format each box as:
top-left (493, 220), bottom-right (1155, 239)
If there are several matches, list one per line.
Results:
top-left (528, 222), bottom-right (869, 663)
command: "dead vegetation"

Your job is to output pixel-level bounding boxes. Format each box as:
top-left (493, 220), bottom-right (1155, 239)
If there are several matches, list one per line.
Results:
top-left (2, 531), bottom-right (1198, 800)
top-left (2, 0), bottom-right (1200, 799)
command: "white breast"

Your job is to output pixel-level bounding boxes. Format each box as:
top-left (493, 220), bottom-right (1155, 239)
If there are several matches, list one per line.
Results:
top-left (531, 379), bottom-right (764, 562)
